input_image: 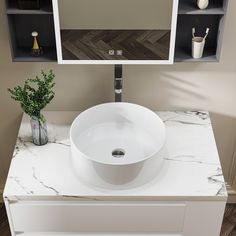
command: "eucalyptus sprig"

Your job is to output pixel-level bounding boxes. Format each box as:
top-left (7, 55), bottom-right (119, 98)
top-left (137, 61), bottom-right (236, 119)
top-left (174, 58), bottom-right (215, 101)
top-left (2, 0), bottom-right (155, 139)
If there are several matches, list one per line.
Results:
top-left (8, 70), bottom-right (55, 122)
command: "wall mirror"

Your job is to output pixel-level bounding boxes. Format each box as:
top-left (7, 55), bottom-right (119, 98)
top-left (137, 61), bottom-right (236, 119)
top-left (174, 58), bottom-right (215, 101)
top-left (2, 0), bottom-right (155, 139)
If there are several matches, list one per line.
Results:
top-left (52, 0), bottom-right (178, 64)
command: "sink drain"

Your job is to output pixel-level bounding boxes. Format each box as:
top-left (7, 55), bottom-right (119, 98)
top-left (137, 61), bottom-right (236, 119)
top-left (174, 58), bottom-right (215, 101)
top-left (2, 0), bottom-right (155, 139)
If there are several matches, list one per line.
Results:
top-left (112, 149), bottom-right (125, 158)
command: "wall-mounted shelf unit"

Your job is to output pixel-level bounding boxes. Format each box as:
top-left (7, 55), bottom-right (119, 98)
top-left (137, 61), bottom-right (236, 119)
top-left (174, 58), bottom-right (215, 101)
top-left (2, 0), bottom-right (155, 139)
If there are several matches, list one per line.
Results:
top-left (5, 0), bottom-right (57, 62)
top-left (174, 0), bottom-right (228, 62)
top-left (5, 0), bottom-right (229, 63)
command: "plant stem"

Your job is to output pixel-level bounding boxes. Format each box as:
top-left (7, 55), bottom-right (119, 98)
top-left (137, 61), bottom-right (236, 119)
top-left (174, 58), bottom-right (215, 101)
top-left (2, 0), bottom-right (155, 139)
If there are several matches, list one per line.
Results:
top-left (38, 118), bottom-right (42, 146)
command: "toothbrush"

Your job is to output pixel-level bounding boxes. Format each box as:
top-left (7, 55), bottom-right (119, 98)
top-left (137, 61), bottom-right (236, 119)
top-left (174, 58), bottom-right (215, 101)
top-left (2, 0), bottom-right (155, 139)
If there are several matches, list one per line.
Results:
top-left (203, 28), bottom-right (210, 41)
top-left (192, 28), bottom-right (196, 39)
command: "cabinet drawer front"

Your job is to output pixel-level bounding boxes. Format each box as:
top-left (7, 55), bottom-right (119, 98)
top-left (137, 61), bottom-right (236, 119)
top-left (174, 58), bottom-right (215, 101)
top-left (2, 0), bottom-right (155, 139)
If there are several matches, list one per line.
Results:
top-left (10, 202), bottom-right (186, 233)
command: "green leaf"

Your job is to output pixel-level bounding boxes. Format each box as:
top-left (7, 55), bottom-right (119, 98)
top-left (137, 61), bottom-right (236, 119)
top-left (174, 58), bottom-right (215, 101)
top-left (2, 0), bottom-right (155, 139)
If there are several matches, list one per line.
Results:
top-left (8, 70), bottom-right (56, 119)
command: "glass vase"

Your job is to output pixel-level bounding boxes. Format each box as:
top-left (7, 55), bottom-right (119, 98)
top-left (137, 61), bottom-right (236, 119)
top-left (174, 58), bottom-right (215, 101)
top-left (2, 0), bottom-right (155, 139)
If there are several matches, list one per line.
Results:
top-left (30, 115), bottom-right (48, 146)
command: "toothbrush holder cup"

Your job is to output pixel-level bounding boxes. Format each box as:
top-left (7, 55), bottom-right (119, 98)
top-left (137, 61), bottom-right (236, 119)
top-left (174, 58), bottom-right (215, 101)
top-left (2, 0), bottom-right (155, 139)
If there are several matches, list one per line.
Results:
top-left (192, 37), bottom-right (205, 59)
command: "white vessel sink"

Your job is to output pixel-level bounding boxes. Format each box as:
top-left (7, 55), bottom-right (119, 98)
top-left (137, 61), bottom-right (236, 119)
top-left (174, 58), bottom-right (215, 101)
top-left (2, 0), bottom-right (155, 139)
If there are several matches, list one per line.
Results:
top-left (70, 102), bottom-right (166, 188)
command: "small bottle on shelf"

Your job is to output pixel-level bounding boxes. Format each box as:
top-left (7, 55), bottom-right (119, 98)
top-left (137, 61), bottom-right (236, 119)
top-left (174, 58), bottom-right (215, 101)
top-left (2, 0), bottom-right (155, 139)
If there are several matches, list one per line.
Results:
top-left (31, 31), bottom-right (43, 56)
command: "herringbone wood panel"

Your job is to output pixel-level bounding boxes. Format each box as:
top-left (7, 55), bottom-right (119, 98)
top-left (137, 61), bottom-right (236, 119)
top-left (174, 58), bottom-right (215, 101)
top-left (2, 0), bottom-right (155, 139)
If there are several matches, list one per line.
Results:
top-left (1, 203), bottom-right (236, 235)
top-left (61, 30), bottom-right (170, 60)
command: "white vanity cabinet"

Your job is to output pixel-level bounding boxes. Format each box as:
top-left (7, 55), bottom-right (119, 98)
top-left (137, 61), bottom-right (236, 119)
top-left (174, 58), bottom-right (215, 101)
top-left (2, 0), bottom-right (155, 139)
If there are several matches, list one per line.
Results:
top-left (4, 111), bottom-right (227, 236)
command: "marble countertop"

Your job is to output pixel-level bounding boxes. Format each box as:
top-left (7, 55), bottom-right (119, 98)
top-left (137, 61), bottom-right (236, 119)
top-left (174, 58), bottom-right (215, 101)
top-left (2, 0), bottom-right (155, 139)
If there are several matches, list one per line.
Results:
top-left (3, 111), bottom-right (227, 201)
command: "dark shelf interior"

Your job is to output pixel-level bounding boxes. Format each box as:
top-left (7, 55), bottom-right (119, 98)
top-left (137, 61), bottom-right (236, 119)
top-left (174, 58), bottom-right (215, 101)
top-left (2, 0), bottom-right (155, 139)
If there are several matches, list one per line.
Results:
top-left (175, 47), bottom-right (217, 62)
top-left (174, 14), bottom-right (222, 62)
top-left (13, 46), bottom-right (57, 62)
top-left (6, 0), bottom-right (53, 14)
top-left (178, 0), bottom-right (225, 14)
top-left (7, 13), bottom-right (57, 62)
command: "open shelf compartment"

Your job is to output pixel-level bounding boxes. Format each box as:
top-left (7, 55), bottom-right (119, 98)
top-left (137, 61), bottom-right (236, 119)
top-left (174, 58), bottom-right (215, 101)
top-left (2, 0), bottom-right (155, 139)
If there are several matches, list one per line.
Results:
top-left (7, 14), bottom-right (57, 62)
top-left (6, 0), bottom-right (53, 14)
top-left (178, 0), bottom-right (225, 15)
top-left (174, 14), bottom-right (223, 62)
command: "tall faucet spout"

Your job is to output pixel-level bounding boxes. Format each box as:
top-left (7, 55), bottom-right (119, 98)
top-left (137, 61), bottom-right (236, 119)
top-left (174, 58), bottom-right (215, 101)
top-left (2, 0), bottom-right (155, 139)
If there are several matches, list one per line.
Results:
top-left (114, 64), bottom-right (122, 102)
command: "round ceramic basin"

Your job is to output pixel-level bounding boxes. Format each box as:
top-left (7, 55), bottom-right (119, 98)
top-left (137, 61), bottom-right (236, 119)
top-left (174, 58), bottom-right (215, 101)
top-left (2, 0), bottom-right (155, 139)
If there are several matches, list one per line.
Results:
top-left (70, 102), bottom-right (166, 188)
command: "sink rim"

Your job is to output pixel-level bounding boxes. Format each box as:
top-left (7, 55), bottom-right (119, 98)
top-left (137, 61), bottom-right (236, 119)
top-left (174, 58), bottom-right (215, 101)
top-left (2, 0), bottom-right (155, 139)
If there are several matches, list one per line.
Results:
top-left (70, 102), bottom-right (166, 166)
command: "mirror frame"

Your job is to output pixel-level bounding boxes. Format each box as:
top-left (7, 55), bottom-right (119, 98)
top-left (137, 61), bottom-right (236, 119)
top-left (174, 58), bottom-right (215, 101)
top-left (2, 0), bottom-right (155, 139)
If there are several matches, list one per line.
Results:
top-left (52, 0), bottom-right (179, 64)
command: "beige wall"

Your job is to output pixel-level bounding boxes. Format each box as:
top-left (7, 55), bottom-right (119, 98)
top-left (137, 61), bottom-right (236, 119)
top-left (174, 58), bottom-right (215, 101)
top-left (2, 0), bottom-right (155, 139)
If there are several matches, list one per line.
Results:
top-left (1, 1), bottom-right (236, 195)
top-left (58, 0), bottom-right (172, 29)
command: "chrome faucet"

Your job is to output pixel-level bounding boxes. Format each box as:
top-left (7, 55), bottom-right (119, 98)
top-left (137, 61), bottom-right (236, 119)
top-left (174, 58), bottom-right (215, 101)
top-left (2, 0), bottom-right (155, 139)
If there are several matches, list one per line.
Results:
top-left (114, 64), bottom-right (123, 102)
